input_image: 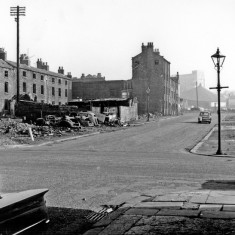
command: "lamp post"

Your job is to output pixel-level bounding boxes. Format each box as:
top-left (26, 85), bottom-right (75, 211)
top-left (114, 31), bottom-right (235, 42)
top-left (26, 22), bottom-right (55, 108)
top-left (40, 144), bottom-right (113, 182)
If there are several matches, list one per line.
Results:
top-left (210, 48), bottom-right (228, 155)
top-left (146, 86), bottom-right (150, 122)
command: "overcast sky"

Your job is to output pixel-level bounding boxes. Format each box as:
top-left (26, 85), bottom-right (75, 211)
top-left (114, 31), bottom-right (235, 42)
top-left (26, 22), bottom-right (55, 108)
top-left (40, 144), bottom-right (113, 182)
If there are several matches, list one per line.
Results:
top-left (1, 0), bottom-right (235, 91)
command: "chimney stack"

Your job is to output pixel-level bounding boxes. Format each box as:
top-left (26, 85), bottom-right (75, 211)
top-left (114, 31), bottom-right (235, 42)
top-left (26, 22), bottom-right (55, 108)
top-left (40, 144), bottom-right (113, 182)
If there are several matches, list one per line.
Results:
top-left (58, 66), bottom-right (64, 74)
top-left (20, 54), bottom-right (30, 66)
top-left (37, 58), bottom-right (49, 70)
top-left (0, 48), bottom-right (7, 60)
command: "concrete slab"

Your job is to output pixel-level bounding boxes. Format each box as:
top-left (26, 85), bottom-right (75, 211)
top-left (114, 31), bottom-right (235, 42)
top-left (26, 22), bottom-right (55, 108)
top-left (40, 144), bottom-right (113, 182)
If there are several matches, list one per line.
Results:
top-left (206, 195), bottom-right (235, 204)
top-left (124, 208), bottom-right (159, 216)
top-left (190, 193), bottom-right (209, 204)
top-left (200, 211), bottom-right (235, 219)
top-left (223, 205), bottom-right (235, 212)
top-left (151, 193), bottom-right (188, 202)
top-left (181, 202), bottom-right (200, 210)
top-left (98, 215), bottom-right (141, 235)
top-left (199, 204), bottom-right (222, 211)
top-left (135, 201), bottom-right (183, 209)
top-left (156, 209), bottom-right (200, 217)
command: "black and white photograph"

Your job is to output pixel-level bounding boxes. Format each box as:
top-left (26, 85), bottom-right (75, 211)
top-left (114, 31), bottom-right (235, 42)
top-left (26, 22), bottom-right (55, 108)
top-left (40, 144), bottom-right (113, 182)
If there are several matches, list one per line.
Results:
top-left (1, 0), bottom-right (235, 234)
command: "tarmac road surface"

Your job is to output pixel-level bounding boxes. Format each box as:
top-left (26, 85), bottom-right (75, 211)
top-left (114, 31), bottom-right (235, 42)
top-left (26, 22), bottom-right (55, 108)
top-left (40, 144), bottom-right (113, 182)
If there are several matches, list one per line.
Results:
top-left (0, 112), bottom-right (235, 212)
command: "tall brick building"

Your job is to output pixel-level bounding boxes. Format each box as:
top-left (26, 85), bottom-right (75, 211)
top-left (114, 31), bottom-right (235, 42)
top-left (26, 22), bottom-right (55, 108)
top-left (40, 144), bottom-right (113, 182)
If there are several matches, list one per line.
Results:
top-left (71, 43), bottom-right (179, 116)
top-left (0, 48), bottom-right (72, 114)
top-left (132, 43), bottom-right (179, 115)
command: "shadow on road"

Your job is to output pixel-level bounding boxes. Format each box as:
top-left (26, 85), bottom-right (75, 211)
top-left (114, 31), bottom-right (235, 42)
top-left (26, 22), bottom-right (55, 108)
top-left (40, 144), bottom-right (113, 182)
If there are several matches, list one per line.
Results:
top-left (201, 180), bottom-right (235, 190)
top-left (31, 207), bottom-right (93, 235)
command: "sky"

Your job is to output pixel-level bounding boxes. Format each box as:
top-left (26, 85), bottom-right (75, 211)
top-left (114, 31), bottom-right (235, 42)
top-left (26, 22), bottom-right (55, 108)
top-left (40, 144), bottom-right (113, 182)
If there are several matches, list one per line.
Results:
top-left (1, 0), bottom-right (235, 91)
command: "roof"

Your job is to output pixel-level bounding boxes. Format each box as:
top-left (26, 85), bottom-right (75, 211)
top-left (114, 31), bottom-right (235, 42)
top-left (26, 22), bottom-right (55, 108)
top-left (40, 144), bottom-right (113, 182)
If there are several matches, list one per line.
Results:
top-left (181, 85), bottom-right (226, 102)
top-left (6, 60), bottom-right (70, 80)
top-left (0, 59), bottom-right (14, 69)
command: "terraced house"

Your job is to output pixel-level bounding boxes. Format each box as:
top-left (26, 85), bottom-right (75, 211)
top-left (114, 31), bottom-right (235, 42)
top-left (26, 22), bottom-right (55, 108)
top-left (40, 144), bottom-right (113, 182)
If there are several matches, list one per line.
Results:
top-left (0, 48), bottom-right (72, 115)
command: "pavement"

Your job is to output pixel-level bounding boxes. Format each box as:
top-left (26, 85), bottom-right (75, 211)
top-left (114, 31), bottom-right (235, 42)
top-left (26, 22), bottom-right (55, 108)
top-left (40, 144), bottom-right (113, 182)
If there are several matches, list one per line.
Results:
top-left (83, 114), bottom-right (235, 235)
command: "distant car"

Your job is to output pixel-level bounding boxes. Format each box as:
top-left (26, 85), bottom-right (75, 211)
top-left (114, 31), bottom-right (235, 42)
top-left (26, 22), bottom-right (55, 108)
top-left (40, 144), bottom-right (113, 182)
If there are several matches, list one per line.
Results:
top-left (198, 111), bottom-right (212, 124)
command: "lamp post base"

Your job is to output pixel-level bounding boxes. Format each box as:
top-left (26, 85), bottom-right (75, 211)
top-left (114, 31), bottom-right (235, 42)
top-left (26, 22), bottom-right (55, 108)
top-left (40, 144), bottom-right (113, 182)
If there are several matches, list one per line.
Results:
top-left (216, 149), bottom-right (223, 155)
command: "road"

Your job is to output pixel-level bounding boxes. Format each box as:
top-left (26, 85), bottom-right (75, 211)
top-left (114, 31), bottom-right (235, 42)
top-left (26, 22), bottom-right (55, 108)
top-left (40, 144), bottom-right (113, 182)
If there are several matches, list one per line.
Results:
top-left (1, 112), bottom-right (235, 211)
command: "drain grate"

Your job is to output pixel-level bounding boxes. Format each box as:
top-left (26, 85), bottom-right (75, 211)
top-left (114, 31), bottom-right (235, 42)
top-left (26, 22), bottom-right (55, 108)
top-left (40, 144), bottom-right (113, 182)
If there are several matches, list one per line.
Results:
top-left (86, 207), bottom-right (114, 222)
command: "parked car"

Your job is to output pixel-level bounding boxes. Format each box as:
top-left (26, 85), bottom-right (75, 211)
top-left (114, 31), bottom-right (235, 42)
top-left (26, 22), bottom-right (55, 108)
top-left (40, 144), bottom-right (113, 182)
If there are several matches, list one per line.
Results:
top-left (0, 189), bottom-right (49, 234)
top-left (198, 111), bottom-right (212, 124)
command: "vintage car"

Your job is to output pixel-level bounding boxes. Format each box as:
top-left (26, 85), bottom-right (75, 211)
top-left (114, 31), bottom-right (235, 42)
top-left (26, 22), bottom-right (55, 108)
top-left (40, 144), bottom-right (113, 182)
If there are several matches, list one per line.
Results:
top-left (0, 189), bottom-right (49, 234)
top-left (198, 111), bottom-right (212, 124)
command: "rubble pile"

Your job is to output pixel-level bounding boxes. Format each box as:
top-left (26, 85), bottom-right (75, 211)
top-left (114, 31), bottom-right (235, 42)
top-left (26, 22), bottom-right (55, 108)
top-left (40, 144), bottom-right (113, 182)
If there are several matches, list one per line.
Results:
top-left (0, 116), bottom-right (132, 146)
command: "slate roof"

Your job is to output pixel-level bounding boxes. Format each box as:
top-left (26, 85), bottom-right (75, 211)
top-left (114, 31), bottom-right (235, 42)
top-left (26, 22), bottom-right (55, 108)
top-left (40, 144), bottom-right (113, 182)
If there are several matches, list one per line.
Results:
top-left (0, 59), bottom-right (14, 69)
top-left (5, 60), bottom-right (70, 80)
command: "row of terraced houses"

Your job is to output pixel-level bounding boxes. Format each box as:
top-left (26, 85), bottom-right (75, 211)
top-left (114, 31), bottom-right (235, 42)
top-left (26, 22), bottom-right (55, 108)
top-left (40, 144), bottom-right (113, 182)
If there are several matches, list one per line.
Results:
top-left (0, 43), bottom-right (180, 116)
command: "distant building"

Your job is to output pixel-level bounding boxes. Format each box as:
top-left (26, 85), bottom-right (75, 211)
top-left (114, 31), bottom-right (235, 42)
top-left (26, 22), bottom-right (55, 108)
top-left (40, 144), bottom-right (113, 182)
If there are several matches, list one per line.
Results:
top-left (72, 43), bottom-right (180, 116)
top-left (179, 70), bottom-right (205, 94)
top-left (0, 48), bottom-right (72, 115)
top-left (72, 74), bottom-right (132, 100)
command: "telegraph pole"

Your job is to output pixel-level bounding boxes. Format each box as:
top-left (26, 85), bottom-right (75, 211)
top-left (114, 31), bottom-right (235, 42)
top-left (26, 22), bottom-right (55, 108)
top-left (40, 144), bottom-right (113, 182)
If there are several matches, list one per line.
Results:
top-left (10, 6), bottom-right (26, 103)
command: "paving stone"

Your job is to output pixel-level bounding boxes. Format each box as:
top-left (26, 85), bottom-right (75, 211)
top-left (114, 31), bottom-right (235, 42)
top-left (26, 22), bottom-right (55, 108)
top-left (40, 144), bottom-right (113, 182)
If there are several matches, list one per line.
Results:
top-left (98, 215), bottom-right (141, 235)
top-left (124, 207), bottom-right (159, 216)
top-left (156, 209), bottom-right (200, 217)
top-left (200, 211), bottom-right (235, 219)
top-left (152, 193), bottom-right (188, 202)
top-left (135, 201), bottom-right (183, 209)
top-left (199, 204), bottom-right (222, 211)
top-left (181, 202), bottom-right (199, 210)
top-left (210, 190), bottom-right (235, 196)
top-left (190, 193), bottom-right (209, 204)
top-left (223, 205), bottom-right (235, 212)
top-left (125, 224), bottom-right (152, 235)
top-left (83, 227), bottom-right (105, 235)
top-left (206, 195), bottom-right (235, 204)
top-left (94, 208), bottom-right (130, 227)
top-left (125, 196), bottom-right (152, 205)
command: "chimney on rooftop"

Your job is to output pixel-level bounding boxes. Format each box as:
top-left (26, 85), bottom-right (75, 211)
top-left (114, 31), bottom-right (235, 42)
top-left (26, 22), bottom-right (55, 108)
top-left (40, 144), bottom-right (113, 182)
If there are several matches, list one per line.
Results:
top-left (67, 72), bottom-right (72, 78)
top-left (0, 48), bottom-right (7, 60)
top-left (20, 54), bottom-right (30, 66)
top-left (37, 58), bottom-right (49, 70)
top-left (58, 66), bottom-right (64, 74)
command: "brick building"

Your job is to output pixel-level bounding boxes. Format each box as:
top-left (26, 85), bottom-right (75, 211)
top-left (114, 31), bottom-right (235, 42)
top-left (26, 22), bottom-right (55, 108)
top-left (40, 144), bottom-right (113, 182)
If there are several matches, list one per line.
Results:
top-left (131, 43), bottom-right (179, 115)
top-left (71, 42), bottom-right (180, 116)
top-left (0, 48), bottom-right (72, 114)
top-left (72, 73), bottom-right (132, 100)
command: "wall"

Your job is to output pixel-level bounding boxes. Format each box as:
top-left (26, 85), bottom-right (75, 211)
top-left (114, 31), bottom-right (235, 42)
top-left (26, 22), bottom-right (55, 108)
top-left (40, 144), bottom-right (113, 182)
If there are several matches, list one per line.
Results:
top-left (72, 80), bottom-right (132, 100)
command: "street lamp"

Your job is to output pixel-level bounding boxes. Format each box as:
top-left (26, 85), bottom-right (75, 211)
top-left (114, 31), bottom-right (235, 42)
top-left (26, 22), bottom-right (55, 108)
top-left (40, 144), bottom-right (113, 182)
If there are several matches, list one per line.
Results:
top-left (210, 48), bottom-right (228, 155)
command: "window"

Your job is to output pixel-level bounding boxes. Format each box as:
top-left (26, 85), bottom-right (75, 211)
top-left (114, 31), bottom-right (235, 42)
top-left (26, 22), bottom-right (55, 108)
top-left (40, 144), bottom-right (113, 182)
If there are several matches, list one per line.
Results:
top-left (58, 88), bottom-right (61, 97)
top-left (41, 75), bottom-right (44, 81)
top-left (4, 82), bottom-right (8, 93)
top-left (52, 87), bottom-right (55, 96)
top-left (52, 77), bottom-right (55, 83)
top-left (4, 70), bottom-right (8, 77)
top-left (58, 79), bottom-right (61, 84)
top-left (23, 71), bottom-right (27, 77)
top-left (41, 85), bottom-right (44, 94)
top-left (23, 82), bottom-right (27, 92)
top-left (33, 73), bottom-right (36, 79)
top-left (33, 84), bottom-right (36, 94)
top-left (65, 80), bottom-right (67, 85)
top-left (65, 89), bottom-right (67, 97)
top-left (58, 102), bottom-right (61, 105)
top-left (52, 101), bottom-right (55, 105)
top-left (155, 60), bottom-right (159, 65)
